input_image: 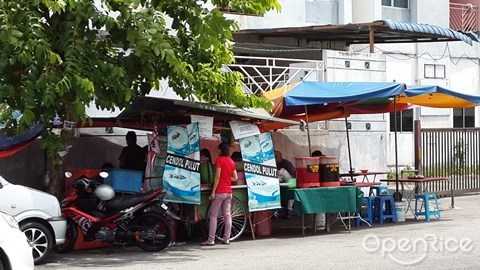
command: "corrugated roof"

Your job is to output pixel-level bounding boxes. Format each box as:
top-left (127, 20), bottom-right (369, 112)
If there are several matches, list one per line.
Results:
top-left (233, 19), bottom-right (475, 49)
top-left (383, 19), bottom-right (472, 45)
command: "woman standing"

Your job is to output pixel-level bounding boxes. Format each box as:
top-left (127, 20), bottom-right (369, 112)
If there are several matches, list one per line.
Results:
top-left (201, 143), bottom-right (238, 246)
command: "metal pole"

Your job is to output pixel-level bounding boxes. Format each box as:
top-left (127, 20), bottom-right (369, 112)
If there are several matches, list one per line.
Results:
top-left (305, 105), bottom-right (312, 156)
top-left (394, 97), bottom-right (400, 201)
top-left (344, 117), bottom-right (354, 181)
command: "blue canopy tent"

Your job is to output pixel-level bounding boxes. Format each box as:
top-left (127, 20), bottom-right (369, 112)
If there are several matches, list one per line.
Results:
top-left (264, 81), bottom-right (407, 180)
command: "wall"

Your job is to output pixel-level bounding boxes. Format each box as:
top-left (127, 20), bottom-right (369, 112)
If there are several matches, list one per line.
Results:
top-left (352, 0), bottom-right (381, 23)
top-left (323, 50), bottom-right (386, 81)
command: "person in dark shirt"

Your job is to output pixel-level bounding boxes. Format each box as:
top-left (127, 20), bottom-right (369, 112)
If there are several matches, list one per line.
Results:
top-left (311, 150), bottom-right (324, 157)
top-left (275, 151), bottom-right (296, 178)
top-left (118, 131), bottom-right (147, 171)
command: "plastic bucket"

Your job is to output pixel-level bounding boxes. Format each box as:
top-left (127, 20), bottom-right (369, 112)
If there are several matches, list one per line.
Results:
top-left (254, 210), bottom-right (272, 237)
top-left (315, 213), bottom-right (325, 230)
top-left (396, 201), bottom-right (407, 222)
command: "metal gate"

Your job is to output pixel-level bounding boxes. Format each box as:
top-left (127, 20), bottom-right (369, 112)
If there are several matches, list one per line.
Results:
top-left (422, 128), bottom-right (480, 194)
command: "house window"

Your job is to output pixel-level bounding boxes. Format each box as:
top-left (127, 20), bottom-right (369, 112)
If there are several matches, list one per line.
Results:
top-left (390, 109), bottom-right (413, 132)
top-left (382, 0), bottom-right (409, 8)
top-left (453, 108), bottom-right (475, 128)
top-left (424, 64), bottom-right (446, 79)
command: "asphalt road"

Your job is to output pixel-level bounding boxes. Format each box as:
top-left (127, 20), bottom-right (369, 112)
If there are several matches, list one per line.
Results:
top-left (37, 193), bottom-right (480, 270)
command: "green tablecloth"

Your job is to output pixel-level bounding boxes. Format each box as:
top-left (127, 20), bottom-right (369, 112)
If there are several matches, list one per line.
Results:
top-left (282, 186), bottom-right (363, 214)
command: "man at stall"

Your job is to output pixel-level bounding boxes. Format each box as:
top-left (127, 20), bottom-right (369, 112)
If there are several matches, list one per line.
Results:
top-left (118, 131), bottom-right (147, 172)
top-left (275, 151), bottom-right (296, 178)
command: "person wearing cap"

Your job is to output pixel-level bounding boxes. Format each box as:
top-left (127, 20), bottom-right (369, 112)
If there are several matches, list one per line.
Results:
top-left (118, 131), bottom-right (147, 171)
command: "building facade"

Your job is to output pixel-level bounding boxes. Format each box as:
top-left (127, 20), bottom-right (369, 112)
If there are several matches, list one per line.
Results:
top-left (225, 0), bottom-right (480, 172)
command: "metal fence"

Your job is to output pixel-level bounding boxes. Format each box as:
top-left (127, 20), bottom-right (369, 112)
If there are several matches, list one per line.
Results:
top-left (422, 128), bottom-right (480, 195)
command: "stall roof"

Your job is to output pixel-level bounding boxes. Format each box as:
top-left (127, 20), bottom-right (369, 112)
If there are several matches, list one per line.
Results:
top-left (399, 85), bottom-right (480, 108)
top-left (115, 96), bottom-right (298, 131)
top-left (233, 19), bottom-right (473, 49)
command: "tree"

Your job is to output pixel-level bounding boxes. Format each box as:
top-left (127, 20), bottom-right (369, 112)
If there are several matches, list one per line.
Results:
top-left (0, 0), bottom-right (280, 199)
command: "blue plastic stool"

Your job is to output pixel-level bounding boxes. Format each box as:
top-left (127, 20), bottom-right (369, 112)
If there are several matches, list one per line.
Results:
top-left (369, 185), bottom-right (389, 197)
top-left (355, 196), bottom-right (374, 227)
top-left (374, 195), bottom-right (398, 224)
top-left (415, 194), bottom-right (441, 221)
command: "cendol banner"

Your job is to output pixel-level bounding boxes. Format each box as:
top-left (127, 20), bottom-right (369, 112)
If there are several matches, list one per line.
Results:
top-left (240, 132), bottom-right (281, 211)
top-left (162, 123), bottom-right (201, 204)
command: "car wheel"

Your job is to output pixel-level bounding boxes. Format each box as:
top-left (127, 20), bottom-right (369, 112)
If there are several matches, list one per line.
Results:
top-left (20, 221), bottom-right (53, 265)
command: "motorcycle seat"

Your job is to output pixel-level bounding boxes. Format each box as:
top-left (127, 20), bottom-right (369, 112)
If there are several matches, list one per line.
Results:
top-left (105, 191), bottom-right (155, 212)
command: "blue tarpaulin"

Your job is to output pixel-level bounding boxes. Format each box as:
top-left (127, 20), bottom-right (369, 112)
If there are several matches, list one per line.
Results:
top-left (282, 82), bottom-right (405, 106)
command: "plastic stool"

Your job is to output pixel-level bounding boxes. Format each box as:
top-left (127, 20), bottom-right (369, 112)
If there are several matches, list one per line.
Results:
top-left (369, 185), bottom-right (389, 197)
top-left (415, 194), bottom-right (441, 221)
top-left (374, 195), bottom-right (398, 224)
top-left (355, 196), bottom-right (374, 227)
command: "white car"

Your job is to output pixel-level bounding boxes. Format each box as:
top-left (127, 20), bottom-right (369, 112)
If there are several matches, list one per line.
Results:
top-left (0, 210), bottom-right (34, 270)
top-left (0, 175), bottom-right (66, 265)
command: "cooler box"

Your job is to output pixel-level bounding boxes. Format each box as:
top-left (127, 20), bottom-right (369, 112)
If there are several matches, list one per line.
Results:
top-left (319, 156), bottom-right (340, 187)
top-left (295, 157), bottom-right (321, 188)
top-left (104, 168), bottom-right (143, 193)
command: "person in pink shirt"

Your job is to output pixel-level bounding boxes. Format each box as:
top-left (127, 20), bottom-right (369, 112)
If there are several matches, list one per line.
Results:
top-left (201, 143), bottom-right (238, 246)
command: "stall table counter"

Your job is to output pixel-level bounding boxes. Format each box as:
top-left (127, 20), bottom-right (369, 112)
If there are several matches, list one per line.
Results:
top-left (282, 186), bottom-right (364, 235)
top-left (340, 171), bottom-right (389, 182)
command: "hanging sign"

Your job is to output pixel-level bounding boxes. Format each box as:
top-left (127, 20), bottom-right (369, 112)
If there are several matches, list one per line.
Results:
top-left (162, 123), bottom-right (201, 204)
top-left (191, 114), bottom-right (214, 138)
top-left (229, 120), bottom-right (260, 140)
top-left (240, 132), bottom-right (281, 212)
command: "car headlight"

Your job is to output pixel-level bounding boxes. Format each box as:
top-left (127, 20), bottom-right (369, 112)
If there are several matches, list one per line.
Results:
top-left (0, 211), bottom-right (19, 229)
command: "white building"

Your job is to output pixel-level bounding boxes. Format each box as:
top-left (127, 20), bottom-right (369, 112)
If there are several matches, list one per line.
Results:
top-left (224, 0), bottom-right (480, 173)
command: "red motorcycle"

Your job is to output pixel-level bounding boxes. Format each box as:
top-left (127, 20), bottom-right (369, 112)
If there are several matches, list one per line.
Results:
top-left (56, 172), bottom-right (177, 252)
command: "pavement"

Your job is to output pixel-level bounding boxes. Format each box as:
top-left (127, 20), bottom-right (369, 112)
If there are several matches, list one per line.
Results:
top-left (36, 193), bottom-right (480, 270)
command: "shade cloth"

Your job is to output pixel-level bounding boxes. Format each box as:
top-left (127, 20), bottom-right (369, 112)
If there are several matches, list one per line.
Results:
top-left (283, 186), bottom-right (363, 214)
top-left (399, 85), bottom-right (480, 108)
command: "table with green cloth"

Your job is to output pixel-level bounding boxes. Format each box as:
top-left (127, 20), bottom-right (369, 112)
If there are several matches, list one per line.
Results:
top-left (281, 186), bottom-right (364, 235)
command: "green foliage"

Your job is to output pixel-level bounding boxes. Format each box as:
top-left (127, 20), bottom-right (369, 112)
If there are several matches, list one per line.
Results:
top-left (0, 0), bottom-right (278, 162)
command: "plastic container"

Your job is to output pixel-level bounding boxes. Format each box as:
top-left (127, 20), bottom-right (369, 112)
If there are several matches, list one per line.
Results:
top-left (315, 213), bottom-right (325, 230)
top-left (319, 156), bottom-right (340, 187)
top-left (396, 201), bottom-right (407, 222)
top-left (104, 168), bottom-right (143, 193)
top-left (295, 157), bottom-right (321, 188)
top-left (254, 210), bottom-right (272, 237)
top-left (285, 178), bottom-right (297, 189)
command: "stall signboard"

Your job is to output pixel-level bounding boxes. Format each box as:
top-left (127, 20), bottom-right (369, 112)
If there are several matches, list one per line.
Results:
top-left (162, 123), bottom-right (201, 204)
top-left (240, 132), bottom-right (281, 211)
top-left (229, 120), bottom-right (260, 140)
top-left (144, 127), bottom-right (167, 190)
top-left (191, 114), bottom-right (214, 138)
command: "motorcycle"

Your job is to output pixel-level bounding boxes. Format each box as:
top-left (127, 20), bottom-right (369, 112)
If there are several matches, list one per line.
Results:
top-left (56, 171), bottom-right (178, 252)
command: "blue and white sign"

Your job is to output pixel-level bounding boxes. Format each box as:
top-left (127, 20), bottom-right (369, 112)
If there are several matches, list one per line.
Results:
top-left (240, 132), bottom-right (281, 212)
top-left (163, 123), bottom-right (201, 204)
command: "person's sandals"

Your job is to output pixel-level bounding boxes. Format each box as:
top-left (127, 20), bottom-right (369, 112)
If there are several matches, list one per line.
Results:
top-left (201, 241), bottom-right (215, 246)
top-left (221, 239), bottom-right (230, 245)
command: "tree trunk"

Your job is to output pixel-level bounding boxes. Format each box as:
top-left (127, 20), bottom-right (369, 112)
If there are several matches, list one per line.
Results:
top-left (46, 128), bottom-right (76, 201)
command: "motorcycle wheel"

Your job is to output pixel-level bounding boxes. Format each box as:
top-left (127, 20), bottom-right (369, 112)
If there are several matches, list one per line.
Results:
top-left (54, 218), bottom-right (77, 253)
top-left (133, 212), bottom-right (172, 252)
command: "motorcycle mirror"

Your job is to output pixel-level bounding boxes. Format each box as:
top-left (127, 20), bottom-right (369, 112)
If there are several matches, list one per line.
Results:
top-left (64, 172), bottom-right (73, 178)
top-left (99, 172), bottom-right (109, 178)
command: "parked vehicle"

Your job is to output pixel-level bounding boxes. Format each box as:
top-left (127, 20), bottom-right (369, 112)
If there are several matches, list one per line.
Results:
top-left (56, 172), bottom-right (176, 253)
top-left (0, 210), bottom-right (34, 270)
top-left (0, 175), bottom-right (66, 265)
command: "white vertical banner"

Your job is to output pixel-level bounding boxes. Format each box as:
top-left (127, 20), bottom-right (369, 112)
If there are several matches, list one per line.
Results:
top-left (240, 132), bottom-right (281, 212)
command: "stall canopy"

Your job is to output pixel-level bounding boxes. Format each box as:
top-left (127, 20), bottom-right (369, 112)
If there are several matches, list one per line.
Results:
top-left (399, 85), bottom-right (480, 108)
top-left (115, 96), bottom-right (298, 132)
top-left (262, 81), bottom-right (410, 130)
